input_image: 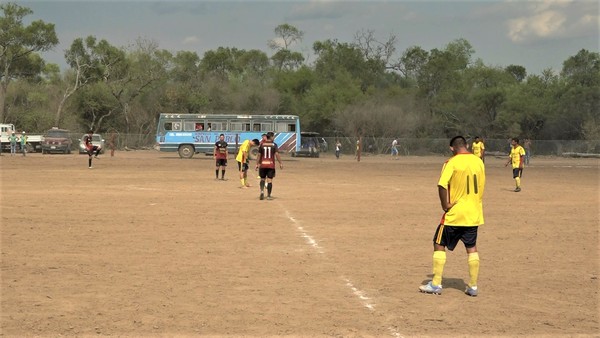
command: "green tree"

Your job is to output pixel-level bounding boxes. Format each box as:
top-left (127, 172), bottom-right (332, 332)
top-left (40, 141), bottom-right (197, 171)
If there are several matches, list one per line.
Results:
top-left (57, 36), bottom-right (123, 127)
top-left (0, 2), bottom-right (58, 122)
top-left (505, 64), bottom-right (527, 82)
top-left (555, 49), bottom-right (600, 139)
top-left (268, 23), bottom-right (303, 51)
top-left (398, 46), bottom-right (429, 82)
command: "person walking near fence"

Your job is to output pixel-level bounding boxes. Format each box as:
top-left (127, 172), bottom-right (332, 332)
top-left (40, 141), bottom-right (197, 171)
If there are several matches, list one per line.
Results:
top-left (256, 133), bottom-right (283, 200)
top-left (236, 138), bottom-right (259, 188)
top-left (419, 135), bottom-right (486, 297)
top-left (9, 131), bottom-right (17, 156)
top-left (391, 138), bottom-right (399, 159)
top-left (335, 140), bottom-right (341, 159)
top-left (505, 138), bottom-right (525, 192)
top-left (20, 131), bottom-right (27, 156)
top-left (213, 133), bottom-right (228, 180)
top-left (524, 138), bottom-right (531, 165)
top-left (471, 136), bottom-right (485, 163)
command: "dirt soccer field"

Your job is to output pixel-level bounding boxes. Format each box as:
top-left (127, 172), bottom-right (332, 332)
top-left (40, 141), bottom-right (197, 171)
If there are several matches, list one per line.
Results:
top-left (1, 150), bottom-right (598, 337)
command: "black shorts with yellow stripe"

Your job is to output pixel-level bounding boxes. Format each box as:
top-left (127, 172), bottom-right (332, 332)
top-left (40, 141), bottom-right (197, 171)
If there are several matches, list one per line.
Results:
top-left (512, 168), bottom-right (523, 178)
top-left (433, 224), bottom-right (478, 251)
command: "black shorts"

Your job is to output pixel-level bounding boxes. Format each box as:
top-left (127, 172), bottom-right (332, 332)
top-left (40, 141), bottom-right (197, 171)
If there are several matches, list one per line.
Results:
top-left (216, 159), bottom-right (227, 167)
top-left (512, 168), bottom-right (523, 178)
top-left (237, 161), bottom-right (249, 172)
top-left (433, 224), bottom-right (478, 251)
top-left (258, 168), bottom-right (276, 179)
top-left (87, 145), bottom-right (100, 156)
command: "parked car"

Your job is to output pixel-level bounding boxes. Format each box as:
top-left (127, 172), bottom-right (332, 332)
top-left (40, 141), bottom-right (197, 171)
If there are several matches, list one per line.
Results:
top-left (79, 133), bottom-right (105, 154)
top-left (41, 128), bottom-right (72, 154)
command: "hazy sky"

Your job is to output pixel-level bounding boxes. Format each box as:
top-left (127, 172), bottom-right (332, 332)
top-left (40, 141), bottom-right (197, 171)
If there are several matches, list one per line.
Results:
top-left (17, 0), bottom-right (600, 75)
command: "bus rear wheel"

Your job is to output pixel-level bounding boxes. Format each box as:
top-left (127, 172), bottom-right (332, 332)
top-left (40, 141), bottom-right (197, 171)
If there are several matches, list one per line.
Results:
top-left (178, 144), bottom-right (195, 159)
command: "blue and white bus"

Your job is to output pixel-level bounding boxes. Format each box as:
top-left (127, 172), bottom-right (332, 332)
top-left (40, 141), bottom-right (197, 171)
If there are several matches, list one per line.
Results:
top-left (155, 113), bottom-right (301, 158)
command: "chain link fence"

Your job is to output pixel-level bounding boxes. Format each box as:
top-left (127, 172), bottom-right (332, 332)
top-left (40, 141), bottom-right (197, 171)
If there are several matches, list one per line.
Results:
top-left (320, 137), bottom-right (600, 157)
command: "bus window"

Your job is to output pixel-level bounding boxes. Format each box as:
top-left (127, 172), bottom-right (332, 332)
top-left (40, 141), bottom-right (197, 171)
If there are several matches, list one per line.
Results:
top-left (184, 122), bottom-right (198, 131)
top-left (260, 123), bottom-right (273, 131)
top-left (231, 122), bottom-right (251, 131)
top-left (195, 123), bottom-right (204, 131)
top-left (164, 122), bottom-right (182, 131)
top-left (275, 122), bottom-right (295, 132)
top-left (253, 123), bottom-right (261, 132)
top-left (207, 122), bottom-right (226, 131)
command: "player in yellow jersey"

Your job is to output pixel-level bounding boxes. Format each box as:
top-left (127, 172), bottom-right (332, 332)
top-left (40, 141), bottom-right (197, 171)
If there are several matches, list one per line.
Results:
top-left (471, 136), bottom-right (485, 163)
top-left (419, 136), bottom-right (485, 297)
top-left (236, 138), bottom-right (259, 188)
top-left (505, 137), bottom-right (525, 192)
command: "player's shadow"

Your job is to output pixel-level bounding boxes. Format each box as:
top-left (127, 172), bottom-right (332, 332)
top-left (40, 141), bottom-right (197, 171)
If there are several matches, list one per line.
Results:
top-left (423, 274), bottom-right (467, 291)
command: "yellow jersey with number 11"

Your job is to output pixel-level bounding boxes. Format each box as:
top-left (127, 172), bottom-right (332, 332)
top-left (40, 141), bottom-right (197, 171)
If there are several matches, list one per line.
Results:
top-left (438, 153), bottom-right (485, 226)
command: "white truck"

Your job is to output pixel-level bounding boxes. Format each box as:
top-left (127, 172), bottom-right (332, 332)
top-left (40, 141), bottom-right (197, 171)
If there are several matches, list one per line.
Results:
top-left (0, 123), bottom-right (43, 153)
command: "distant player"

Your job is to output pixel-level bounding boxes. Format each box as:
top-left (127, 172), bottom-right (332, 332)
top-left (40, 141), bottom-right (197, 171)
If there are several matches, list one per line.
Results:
top-left (419, 136), bottom-right (485, 297)
top-left (471, 136), bottom-right (485, 163)
top-left (213, 133), bottom-right (228, 180)
top-left (83, 130), bottom-right (102, 168)
top-left (505, 137), bottom-right (525, 192)
top-left (236, 138), bottom-right (260, 188)
top-left (255, 133), bottom-right (283, 200)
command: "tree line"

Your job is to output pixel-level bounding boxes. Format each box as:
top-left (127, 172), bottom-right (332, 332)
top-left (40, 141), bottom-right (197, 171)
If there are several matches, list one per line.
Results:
top-left (1, 3), bottom-right (598, 141)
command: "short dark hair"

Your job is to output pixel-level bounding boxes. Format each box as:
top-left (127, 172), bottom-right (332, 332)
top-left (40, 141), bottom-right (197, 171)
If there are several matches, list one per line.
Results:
top-left (88, 130), bottom-right (94, 134)
top-left (266, 131), bottom-right (274, 138)
top-left (219, 133), bottom-right (224, 137)
top-left (512, 137), bottom-right (520, 143)
top-left (474, 136), bottom-right (480, 139)
top-left (252, 139), bottom-right (260, 145)
top-left (449, 135), bottom-right (467, 148)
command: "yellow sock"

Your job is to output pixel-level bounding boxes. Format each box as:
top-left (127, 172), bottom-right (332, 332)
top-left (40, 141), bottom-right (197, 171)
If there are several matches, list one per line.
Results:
top-left (515, 177), bottom-right (521, 188)
top-left (468, 252), bottom-right (480, 287)
top-left (240, 178), bottom-right (245, 186)
top-left (432, 251), bottom-right (446, 286)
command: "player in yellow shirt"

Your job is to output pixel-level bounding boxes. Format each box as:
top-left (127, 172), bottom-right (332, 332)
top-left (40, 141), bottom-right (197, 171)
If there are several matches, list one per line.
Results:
top-left (419, 136), bottom-right (485, 297)
top-left (471, 136), bottom-right (485, 163)
top-left (505, 137), bottom-right (525, 192)
top-left (236, 138), bottom-right (260, 188)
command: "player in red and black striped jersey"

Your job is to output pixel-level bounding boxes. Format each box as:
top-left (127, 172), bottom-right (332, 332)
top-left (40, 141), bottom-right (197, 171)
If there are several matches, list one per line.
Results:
top-left (83, 130), bottom-right (102, 169)
top-left (213, 134), bottom-right (228, 180)
top-left (255, 132), bottom-right (283, 200)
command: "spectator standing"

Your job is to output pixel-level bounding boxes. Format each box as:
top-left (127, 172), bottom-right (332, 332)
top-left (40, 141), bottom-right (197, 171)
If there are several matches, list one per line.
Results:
top-left (335, 140), bottom-right (342, 159)
top-left (9, 131), bottom-right (17, 156)
top-left (20, 131), bottom-right (27, 156)
top-left (391, 138), bottom-right (399, 159)
top-left (523, 138), bottom-right (532, 165)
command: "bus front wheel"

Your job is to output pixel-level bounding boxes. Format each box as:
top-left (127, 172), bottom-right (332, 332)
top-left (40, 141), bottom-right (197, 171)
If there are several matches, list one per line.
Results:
top-left (178, 145), bottom-right (195, 159)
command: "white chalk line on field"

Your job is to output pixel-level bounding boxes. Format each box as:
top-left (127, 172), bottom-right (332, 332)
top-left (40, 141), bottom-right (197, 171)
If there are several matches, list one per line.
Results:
top-left (282, 208), bottom-right (404, 338)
